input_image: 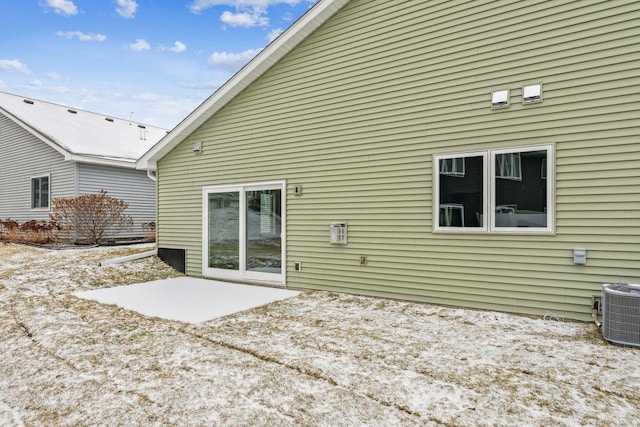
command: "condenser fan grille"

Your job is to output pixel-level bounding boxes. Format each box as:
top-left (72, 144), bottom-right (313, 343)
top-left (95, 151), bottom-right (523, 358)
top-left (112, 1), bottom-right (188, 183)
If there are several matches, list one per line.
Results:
top-left (602, 283), bottom-right (640, 348)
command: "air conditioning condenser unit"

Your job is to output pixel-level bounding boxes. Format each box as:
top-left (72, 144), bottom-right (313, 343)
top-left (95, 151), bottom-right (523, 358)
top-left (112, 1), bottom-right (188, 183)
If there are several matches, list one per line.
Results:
top-left (602, 283), bottom-right (640, 348)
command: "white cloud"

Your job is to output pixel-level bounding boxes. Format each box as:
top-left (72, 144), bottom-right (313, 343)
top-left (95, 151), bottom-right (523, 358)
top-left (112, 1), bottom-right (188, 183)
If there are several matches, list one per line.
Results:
top-left (179, 81), bottom-right (218, 89)
top-left (168, 41), bottom-right (187, 53)
top-left (46, 71), bottom-right (63, 80)
top-left (220, 10), bottom-right (269, 27)
top-left (132, 92), bottom-right (163, 102)
top-left (56, 31), bottom-right (107, 42)
top-left (188, 1), bottom-right (316, 30)
top-left (29, 79), bottom-right (44, 87)
top-left (267, 28), bottom-right (283, 42)
top-left (115, 0), bottom-right (138, 19)
top-left (44, 0), bottom-right (78, 16)
top-left (129, 92), bottom-right (202, 126)
top-left (0, 59), bottom-right (31, 74)
top-left (129, 39), bottom-right (151, 51)
top-left (188, 1), bottom-right (301, 14)
top-left (208, 48), bottom-right (262, 68)
top-left (51, 86), bottom-right (71, 94)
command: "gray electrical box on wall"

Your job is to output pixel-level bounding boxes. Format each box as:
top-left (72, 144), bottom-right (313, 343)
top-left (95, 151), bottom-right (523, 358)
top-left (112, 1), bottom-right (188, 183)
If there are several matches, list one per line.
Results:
top-left (573, 248), bottom-right (587, 265)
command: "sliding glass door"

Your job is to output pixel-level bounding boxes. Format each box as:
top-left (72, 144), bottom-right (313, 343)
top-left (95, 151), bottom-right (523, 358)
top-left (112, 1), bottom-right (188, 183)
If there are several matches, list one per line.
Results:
top-left (207, 191), bottom-right (240, 271)
top-left (246, 189), bottom-right (282, 276)
top-left (204, 182), bottom-right (284, 284)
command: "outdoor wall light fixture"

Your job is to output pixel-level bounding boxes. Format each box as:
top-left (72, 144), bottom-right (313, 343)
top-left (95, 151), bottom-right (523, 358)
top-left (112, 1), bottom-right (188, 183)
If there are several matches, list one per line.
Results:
top-left (523, 83), bottom-right (543, 104)
top-left (491, 89), bottom-right (510, 109)
top-left (193, 141), bottom-right (203, 153)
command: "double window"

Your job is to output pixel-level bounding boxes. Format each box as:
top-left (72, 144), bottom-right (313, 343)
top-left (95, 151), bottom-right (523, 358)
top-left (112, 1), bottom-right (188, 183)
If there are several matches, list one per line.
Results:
top-left (31, 175), bottom-right (50, 210)
top-left (434, 144), bottom-right (553, 233)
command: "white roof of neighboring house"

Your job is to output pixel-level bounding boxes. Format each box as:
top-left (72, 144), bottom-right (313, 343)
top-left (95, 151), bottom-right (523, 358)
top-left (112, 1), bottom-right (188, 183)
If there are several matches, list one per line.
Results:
top-left (136, 0), bottom-right (350, 171)
top-left (0, 91), bottom-right (169, 168)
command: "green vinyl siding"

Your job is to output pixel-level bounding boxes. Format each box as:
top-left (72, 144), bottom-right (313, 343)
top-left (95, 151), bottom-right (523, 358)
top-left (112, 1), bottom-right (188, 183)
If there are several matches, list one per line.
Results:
top-left (157, 0), bottom-right (640, 321)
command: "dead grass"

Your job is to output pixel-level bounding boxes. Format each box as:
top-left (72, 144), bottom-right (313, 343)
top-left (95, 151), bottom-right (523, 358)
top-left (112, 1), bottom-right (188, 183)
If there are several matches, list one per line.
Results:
top-left (1, 243), bottom-right (640, 426)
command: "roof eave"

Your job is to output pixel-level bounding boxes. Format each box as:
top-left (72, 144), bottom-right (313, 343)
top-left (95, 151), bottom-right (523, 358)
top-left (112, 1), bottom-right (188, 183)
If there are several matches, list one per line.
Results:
top-left (1, 104), bottom-right (156, 167)
top-left (65, 154), bottom-right (137, 169)
top-left (136, 0), bottom-right (351, 171)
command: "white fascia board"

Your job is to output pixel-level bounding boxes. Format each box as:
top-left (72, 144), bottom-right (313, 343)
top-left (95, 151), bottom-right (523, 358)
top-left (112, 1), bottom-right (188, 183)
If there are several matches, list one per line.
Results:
top-left (64, 154), bottom-right (137, 169)
top-left (136, 0), bottom-right (351, 171)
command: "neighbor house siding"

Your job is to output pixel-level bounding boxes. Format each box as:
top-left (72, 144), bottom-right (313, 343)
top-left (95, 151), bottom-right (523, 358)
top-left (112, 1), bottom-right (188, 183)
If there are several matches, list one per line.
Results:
top-left (77, 163), bottom-right (156, 238)
top-left (0, 113), bottom-right (76, 222)
top-left (157, 0), bottom-right (640, 320)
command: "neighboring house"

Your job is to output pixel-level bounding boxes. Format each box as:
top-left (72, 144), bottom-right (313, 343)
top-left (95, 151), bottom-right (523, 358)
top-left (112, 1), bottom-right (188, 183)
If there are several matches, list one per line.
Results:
top-left (0, 91), bottom-right (168, 239)
top-left (138, 0), bottom-right (640, 321)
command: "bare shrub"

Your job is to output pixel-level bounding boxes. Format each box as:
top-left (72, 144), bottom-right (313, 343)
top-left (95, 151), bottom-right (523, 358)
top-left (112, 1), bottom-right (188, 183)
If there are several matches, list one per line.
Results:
top-left (0, 220), bottom-right (18, 236)
top-left (141, 221), bottom-right (156, 242)
top-left (0, 220), bottom-right (59, 244)
top-left (0, 220), bottom-right (19, 241)
top-left (19, 220), bottom-right (60, 243)
top-left (50, 190), bottom-right (133, 244)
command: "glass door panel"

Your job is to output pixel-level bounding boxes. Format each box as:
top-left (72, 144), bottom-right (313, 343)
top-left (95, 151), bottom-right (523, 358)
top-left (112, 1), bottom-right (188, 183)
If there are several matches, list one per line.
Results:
top-left (246, 189), bottom-right (282, 274)
top-left (207, 192), bottom-right (240, 271)
top-left (204, 182), bottom-right (284, 285)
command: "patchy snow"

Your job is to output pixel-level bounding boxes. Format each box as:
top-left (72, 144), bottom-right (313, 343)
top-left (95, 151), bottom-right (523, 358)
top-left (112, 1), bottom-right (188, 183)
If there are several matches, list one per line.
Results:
top-left (75, 277), bottom-right (301, 323)
top-left (0, 92), bottom-right (168, 162)
top-left (1, 242), bottom-right (639, 426)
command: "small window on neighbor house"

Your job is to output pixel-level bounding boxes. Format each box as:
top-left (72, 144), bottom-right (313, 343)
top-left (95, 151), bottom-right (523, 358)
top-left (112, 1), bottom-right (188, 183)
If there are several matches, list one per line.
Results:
top-left (31, 176), bottom-right (50, 209)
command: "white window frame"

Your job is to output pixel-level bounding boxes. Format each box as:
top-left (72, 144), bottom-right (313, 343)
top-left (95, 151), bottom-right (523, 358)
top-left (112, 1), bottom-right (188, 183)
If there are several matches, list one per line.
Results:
top-left (202, 181), bottom-right (286, 285)
top-left (490, 145), bottom-right (553, 233)
top-left (433, 152), bottom-right (488, 232)
top-left (434, 144), bottom-right (554, 234)
top-left (30, 174), bottom-right (51, 211)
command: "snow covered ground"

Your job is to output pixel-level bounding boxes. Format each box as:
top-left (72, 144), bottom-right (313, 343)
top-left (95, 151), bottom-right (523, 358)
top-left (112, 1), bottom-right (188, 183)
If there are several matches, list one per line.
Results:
top-left (1, 242), bottom-right (639, 426)
top-left (75, 277), bottom-right (301, 323)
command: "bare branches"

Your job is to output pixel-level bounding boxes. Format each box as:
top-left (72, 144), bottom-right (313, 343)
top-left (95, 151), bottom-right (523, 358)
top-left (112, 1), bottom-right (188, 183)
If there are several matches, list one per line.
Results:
top-left (50, 190), bottom-right (133, 244)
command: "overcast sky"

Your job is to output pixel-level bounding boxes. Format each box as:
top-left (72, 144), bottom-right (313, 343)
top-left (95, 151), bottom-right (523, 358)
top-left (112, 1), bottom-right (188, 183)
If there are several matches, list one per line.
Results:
top-left (0, 0), bottom-right (318, 128)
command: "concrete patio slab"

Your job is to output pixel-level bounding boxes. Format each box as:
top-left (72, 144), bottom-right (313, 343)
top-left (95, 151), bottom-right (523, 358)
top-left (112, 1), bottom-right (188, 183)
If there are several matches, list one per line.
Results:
top-left (75, 277), bottom-right (301, 323)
